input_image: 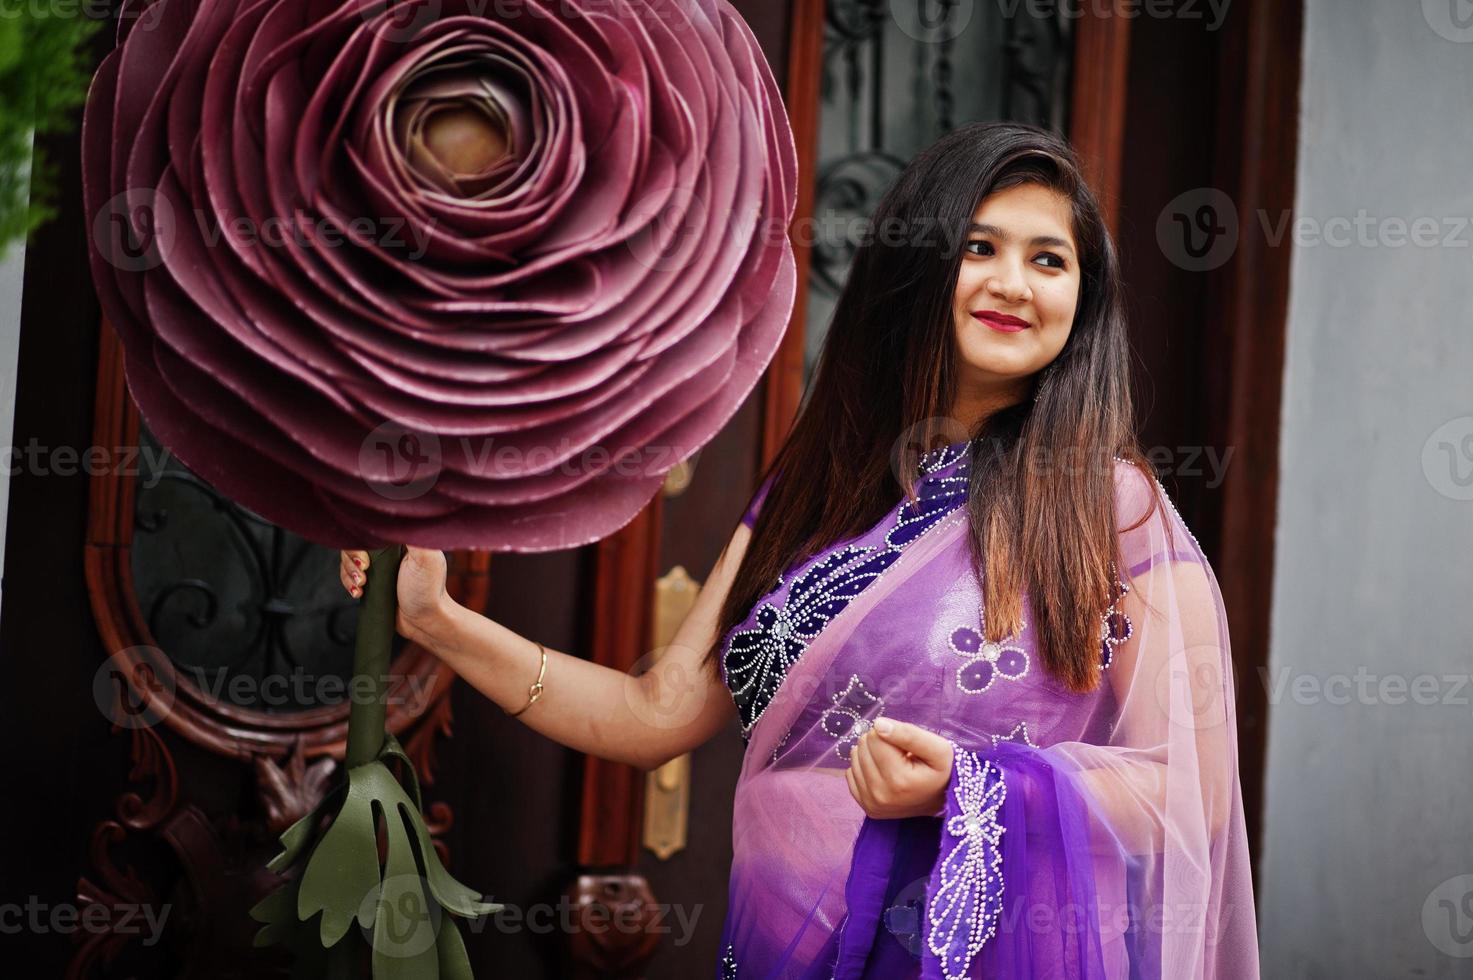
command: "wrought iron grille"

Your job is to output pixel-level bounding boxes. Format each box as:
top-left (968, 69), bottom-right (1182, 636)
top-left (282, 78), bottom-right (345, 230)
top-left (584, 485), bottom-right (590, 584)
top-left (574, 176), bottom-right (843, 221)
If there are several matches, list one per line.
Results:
top-left (805, 0), bottom-right (1073, 377)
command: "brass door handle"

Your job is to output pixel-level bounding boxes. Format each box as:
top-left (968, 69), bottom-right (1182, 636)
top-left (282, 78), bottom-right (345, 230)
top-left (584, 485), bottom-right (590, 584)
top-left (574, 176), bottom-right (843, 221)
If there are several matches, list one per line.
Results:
top-left (642, 564), bottom-right (699, 860)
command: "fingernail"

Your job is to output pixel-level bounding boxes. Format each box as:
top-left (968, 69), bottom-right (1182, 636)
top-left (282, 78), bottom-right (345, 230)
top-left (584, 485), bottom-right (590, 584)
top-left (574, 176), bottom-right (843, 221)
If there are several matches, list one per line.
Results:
top-left (353, 558), bottom-right (363, 568)
top-left (874, 718), bottom-right (894, 735)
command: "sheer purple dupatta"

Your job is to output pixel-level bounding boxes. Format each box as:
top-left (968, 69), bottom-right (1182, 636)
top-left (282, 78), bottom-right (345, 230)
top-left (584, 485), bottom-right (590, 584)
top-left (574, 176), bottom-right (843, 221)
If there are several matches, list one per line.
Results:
top-left (825, 744), bottom-right (1118, 979)
top-left (718, 458), bottom-right (1259, 979)
top-left (721, 502), bottom-right (973, 978)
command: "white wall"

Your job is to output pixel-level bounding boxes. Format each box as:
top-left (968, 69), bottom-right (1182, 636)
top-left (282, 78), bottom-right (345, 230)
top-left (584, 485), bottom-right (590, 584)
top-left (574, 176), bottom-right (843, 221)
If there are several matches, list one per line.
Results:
top-left (1258, 0), bottom-right (1473, 975)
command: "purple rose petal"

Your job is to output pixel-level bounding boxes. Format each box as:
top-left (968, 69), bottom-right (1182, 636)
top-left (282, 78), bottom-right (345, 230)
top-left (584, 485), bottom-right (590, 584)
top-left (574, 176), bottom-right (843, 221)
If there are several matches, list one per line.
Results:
top-left (84, 0), bottom-right (797, 551)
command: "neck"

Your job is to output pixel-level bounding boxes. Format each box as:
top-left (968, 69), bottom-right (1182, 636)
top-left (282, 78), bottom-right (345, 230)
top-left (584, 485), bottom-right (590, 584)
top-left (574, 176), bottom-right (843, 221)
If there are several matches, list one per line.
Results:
top-left (948, 377), bottom-right (1033, 433)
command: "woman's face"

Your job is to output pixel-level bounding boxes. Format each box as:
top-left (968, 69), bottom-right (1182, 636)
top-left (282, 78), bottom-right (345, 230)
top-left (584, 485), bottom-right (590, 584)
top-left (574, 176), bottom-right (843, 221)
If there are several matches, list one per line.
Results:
top-left (950, 182), bottom-right (1081, 403)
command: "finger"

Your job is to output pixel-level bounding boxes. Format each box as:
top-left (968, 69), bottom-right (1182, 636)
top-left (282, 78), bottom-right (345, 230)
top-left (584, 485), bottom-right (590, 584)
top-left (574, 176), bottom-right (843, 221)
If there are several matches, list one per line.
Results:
top-left (865, 727), bottom-right (915, 777)
top-left (344, 550), bottom-right (369, 570)
top-left (872, 718), bottom-right (954, 769)
top-left (340, 557), bottom-right (363, 596)
top-left (848, 750), bottom-right (875, 810)
top-left (845, 765), bottom-right (863, 806)
top-left (851, 733), bottom-right (884, 800)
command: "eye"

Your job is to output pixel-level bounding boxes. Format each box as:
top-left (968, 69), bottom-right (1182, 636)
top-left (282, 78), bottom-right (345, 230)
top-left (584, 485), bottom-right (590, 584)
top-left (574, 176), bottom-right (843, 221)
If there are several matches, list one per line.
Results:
top-left (964, 239), bottom-right (994, 257)
top-left (1034, 252), bottom-right (1067, 270)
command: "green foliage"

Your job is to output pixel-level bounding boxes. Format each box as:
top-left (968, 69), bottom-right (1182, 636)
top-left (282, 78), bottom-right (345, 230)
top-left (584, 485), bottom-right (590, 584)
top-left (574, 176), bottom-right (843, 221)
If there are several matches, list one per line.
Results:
top-left (0, 4), bottom-right (102, 258)
top-left (250, 735), bottom-right (501, 979)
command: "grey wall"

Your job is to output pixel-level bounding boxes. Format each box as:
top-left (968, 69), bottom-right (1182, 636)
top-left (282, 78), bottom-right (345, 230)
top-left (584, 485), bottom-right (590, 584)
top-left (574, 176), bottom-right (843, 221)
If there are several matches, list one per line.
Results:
top-left (0, 143), bottom-right (29, 614)
top-left (1258, 0), bottom-right (1473, 976)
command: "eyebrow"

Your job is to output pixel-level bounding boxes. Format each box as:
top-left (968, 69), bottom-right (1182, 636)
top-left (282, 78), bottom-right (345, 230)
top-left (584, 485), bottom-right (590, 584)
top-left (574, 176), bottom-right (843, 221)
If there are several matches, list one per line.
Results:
top-left (967, 222), bottom-right (1075, 253)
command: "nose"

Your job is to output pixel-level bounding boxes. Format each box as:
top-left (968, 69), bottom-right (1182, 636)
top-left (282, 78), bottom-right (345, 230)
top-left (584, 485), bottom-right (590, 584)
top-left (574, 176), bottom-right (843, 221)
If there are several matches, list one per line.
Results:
top-left (984, 258), bottom-right (1032, 305)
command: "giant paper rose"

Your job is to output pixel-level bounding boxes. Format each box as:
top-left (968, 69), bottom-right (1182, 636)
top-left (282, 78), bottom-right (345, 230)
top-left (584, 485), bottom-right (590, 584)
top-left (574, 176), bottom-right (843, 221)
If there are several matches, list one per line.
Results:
top-left (83, 0), bottom-right (797, 551)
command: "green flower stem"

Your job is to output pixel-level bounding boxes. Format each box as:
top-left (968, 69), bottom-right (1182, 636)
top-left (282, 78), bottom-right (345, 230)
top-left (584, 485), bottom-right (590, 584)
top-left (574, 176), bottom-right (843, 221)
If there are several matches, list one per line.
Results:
top-left (347, 544), bottom-right (405, 768)
top-left (251, 540), bottom-right (495, 977)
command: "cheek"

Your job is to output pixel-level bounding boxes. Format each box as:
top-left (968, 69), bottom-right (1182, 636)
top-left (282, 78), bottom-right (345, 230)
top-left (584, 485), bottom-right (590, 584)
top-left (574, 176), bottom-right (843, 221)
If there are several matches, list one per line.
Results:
top-left (953, 268), bottom-right (983, 308)
top-left (1036, 278), bottom-right (1080, 330)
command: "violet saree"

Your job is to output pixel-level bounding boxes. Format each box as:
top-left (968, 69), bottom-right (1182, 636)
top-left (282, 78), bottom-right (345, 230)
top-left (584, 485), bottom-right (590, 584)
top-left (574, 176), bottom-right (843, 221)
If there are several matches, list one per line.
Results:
top-left (714, 440), bottom-right (1259, 979)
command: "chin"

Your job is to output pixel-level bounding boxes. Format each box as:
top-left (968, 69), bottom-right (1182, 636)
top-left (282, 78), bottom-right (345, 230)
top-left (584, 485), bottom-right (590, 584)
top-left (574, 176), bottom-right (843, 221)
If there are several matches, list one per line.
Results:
top-left (957, 365), bottom-right (1038, 389)
top-left (957, 347), bottom-right (1042, 381)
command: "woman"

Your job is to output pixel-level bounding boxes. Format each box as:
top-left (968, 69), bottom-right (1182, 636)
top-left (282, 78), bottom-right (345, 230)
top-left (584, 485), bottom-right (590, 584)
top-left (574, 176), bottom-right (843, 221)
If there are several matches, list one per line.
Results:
top-left (339, 122), bottom-right (1259, 978)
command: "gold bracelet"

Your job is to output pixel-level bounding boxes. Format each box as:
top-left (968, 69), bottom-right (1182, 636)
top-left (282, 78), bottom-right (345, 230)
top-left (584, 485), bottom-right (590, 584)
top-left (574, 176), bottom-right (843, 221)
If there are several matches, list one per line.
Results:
top-left (507, 641), bottom-right (547, 717)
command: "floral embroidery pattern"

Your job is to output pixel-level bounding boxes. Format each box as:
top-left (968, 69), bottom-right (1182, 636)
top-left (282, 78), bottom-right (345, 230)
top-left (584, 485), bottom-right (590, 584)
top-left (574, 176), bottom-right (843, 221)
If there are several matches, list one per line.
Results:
top-left (819, 674), bottom-right (886, 761)
top-left (722, 444), bottom-right (971, 735)
top-left (927, 745), bottom-right (1007, 980)
top-left (723, 541), bottom-right (880, 734)
top-left (948, 609), bottom-right (1029, 696)
top-left (1099, 562), bottom-right (1133, 670)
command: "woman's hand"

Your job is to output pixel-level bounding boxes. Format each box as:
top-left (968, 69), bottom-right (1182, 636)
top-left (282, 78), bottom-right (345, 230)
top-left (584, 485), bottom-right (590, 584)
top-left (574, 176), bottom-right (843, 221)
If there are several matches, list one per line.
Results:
top-left (845, 718), bottom-right (956, 819)
top-left (339, 546), bottom-right (455, 648)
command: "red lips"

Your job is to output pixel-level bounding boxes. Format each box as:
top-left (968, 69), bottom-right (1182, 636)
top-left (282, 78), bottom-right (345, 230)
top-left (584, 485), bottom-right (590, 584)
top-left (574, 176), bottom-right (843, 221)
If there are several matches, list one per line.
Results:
top-left (972, 311), bottom-right (1031, 332)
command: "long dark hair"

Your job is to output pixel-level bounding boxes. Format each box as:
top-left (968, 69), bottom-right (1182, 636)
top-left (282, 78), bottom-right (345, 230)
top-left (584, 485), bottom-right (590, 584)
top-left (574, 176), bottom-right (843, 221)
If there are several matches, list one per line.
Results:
top-left (711, 122), bottom-right (1163, 694)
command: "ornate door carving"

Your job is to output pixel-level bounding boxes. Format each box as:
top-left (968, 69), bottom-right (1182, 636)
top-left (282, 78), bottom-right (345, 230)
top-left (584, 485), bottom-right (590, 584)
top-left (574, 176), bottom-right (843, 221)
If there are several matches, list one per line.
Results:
top-left (72, 322), bottom-right (478, 977)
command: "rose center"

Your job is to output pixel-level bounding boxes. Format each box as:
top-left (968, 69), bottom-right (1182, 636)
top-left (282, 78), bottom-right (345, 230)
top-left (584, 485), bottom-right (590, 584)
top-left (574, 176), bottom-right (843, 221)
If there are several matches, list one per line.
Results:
top-left (419, 104), bottom-right (510, 176)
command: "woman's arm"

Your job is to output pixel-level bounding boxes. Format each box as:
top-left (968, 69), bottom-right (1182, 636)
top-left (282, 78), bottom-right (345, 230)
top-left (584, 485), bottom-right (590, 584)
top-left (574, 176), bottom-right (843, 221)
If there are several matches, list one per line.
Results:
top-left (340, 526), bottom-right (750, 772)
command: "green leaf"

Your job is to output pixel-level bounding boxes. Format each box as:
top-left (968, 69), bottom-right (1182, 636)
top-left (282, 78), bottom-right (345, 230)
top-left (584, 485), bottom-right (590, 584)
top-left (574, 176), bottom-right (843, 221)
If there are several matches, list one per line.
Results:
top-left (0, 9), bottom-right (100, 254)
top-left (436, 911), bottom-right (475, 980)
top-left (297, 762), bottom-right (392, 947)
top-left (398, 799), bottom-right (502, 919)
top-left (248, 879), bottom-right (299, 948)
top-left (377, 733), bottom-right (424, 813)
top-left (267, 781), bottom-right (346, 874)
top-left (370, 801), bottom-right (441, 980)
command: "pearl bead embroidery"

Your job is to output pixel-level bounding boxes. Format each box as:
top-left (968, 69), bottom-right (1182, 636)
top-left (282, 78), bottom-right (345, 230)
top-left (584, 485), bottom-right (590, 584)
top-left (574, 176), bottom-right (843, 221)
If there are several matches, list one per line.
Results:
top-left (721, 444), bottom-right (973, 735)
top-left (1099, 561), bottom-right (1133, 671)
top-left (769, 727), bottom-right (792, 764)
top-left (989, 721), bottom-right (1038, 749)
top-left (948, 607), bottom-right (1030, 696)
top-left (819, 674), bottom-right (886, 761)
top-left (927, 744), bottom-right (1007, 980)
